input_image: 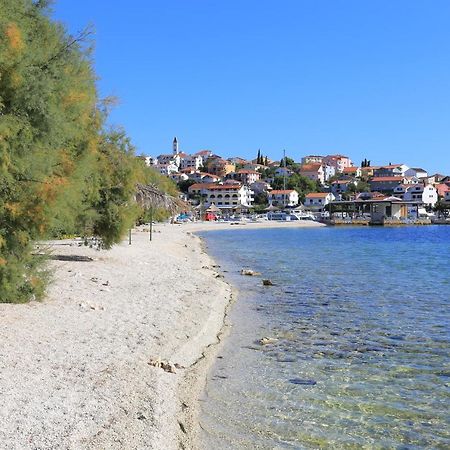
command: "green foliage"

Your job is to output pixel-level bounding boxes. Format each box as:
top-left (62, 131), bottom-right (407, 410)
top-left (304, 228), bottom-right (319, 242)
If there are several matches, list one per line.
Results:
top-left (177, 179), bottom-right (196, 193)
top-left (253, 191), bottom-right (268, 206)
top-left (0, 2), bottom-right (177, 302)
top-left (271, 173), bottom-right (318, 201)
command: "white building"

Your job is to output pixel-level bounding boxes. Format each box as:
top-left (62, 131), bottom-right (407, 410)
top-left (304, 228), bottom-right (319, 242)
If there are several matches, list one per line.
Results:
top-left (157, 153), bottom-right (181, 168)
top-left (403, 184), bottom-right (438, 206)
top-left (323, 164), bottom-right (336, 181)
top-left (322, 155), bottom-right (352, 173)
top-left (268, 189), bottom-right (299, 207)
top-left (299, 164), bottom-right (325, 185)
top-left (180, 154), bottom-right (203, 171)
top-left (188, 183), bottom-right (254, 209)
top-left (275, 167), bottom-right (293, 177)
top-left (301, 155), bottom-right (323, 164)
top-left (304, 192), bottom-right (335, 212)
top-left (405, 167), bottom-right (428, 179)
top-left (156, 163), bottom-right (179, 176)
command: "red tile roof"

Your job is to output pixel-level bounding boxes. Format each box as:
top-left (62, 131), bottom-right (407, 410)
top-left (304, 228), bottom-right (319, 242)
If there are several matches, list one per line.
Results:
top-left (305, 192), bottom-right (329, 198)
top-left (270, 190), bottom-right (296, 194)
top-left (371, 177), bottom-right (404, 182)
top-left (300, 163), bottom-right (322, 171)
top-left (189, 183), bottom-right (242, 191)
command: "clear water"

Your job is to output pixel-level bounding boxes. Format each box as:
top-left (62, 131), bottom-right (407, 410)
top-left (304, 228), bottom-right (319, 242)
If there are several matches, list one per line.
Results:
top-left (198, 226), bottom-right (450, 449)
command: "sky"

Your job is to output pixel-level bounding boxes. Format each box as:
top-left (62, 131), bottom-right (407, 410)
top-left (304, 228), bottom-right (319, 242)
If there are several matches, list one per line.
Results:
top-left (52, 0), bottom-right (450, 174)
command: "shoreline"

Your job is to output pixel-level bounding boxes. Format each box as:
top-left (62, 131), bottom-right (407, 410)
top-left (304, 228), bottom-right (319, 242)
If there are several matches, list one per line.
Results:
top-left (0, 219), bottom-right (324, 449)
top-left (0, 224), bottom-right (233, 449)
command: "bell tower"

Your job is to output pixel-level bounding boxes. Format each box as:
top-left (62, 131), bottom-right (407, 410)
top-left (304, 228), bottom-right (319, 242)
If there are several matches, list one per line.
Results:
top-left (173, 136), bottom-right (179, 155)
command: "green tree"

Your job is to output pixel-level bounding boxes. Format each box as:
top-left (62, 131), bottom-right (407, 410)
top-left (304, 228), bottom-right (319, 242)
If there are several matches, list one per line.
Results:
top-left (0, 1), bottom-right (172, 302)
top-left (177, 179), bottom-right (196, 193)
top-left (271, 173), bottom-right (318, 202)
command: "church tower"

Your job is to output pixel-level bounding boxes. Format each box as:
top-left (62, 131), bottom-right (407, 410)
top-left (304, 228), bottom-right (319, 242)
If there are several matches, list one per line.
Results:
top-left (172, 136), bottom-right (179, 155)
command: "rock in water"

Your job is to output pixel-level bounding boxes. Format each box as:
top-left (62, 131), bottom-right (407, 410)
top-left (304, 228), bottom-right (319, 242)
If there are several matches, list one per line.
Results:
top-left (262, 279), bottom-right (274, 286)
top-left (289, 378), bottom-right (317, 386)
top-left (241, 269), bottom-right (261, 276)
top-left (259, 337), bottom-right (278, 345)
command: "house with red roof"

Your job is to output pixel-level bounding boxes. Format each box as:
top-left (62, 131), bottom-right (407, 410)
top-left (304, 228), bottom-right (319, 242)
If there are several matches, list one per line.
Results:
top-left (187, 182), bottom-right (254, 209)
top-left (299, 163), bottom-right (325, 184)
top-left (268, 189), bottom-right (299, 207)
top-left (373, 164), bottom-right (409, 178)
top-left (227, 169), bottom-right (261, 185)
top-left (304, 192), bottom-right (335, 212)
top-left (369, 176), bottom-right (405, 192)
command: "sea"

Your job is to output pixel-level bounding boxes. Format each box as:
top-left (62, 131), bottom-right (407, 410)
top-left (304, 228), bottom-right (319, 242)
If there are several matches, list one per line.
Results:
top-left (198, 225), bottom-right (450, 449)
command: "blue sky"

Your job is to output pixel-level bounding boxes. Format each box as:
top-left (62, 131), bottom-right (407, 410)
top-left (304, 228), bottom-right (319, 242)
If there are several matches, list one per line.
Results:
top-left (52, 0), bottom-right (450, 174)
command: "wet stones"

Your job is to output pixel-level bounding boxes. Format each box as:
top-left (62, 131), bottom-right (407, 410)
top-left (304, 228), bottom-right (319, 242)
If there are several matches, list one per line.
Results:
top-left (240, 268), bottom-right (261, 276)
top-left (289, 378), bottom-right (317, 386)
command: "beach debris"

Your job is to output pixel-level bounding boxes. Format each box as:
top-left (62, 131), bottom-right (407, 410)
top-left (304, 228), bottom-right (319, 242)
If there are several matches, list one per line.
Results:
top-left (240, 268), bottom-right (261, 276)
top-left (259, 337), bottom-right (278, 345)
top-left (102, 281), bottom-right (109, 286)
top-left (90, 277), bottom-right (99, 283)
top-left (148, 357), bottom-right (182, 373)
top-left (137, 413), bottom-right (147, 420)
top-left (178, 421), bottom-right (187, 434)
top-left (79, 302), bottom-right (104, 311)
top-left (262, 279), bottom-right (275, 286)
top-left (288, 378), bottom-right (317, 386)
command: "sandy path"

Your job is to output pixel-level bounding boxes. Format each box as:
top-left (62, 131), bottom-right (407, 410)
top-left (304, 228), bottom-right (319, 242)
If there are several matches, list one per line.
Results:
top-left (0, 224), bottom-right (231, 450)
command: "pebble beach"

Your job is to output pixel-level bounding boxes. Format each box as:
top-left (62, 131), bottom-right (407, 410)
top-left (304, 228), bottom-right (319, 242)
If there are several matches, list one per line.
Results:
top-left (0, 220), bottom-right (323, 449)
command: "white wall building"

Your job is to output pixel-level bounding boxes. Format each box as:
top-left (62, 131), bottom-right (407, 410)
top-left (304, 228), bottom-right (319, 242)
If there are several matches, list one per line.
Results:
top-left (323, 164), bottom-right (336, 181)
top-left (157, 153), bottom-right (181, 168)
top-left (188, 183), bottom-right (254, 209)
top-left (403, 184), bottom-right (438, 206)
top-left (156, 163), bottom-right (179, 175)
top-left (405, 167), bottom-right (428, 179)
top-left (304, 192), bottom-right (335, 212)
top-left (180, 155), bottom-right (203, 171)
top-left (301, 155), bottom-right (323, 164)
top-left (140, 155), bottom-right (158, 166)
top-left (268, 189), bottom-right (299, 207)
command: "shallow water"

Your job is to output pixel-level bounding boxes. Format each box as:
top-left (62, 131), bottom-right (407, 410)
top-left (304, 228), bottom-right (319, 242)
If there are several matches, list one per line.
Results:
top-left (199, 226), bottom-right (450, 449)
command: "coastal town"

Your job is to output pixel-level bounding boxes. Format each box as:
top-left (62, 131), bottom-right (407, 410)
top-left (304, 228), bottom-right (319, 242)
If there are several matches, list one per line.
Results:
top-left (140, 137), bottom-right (450, 225)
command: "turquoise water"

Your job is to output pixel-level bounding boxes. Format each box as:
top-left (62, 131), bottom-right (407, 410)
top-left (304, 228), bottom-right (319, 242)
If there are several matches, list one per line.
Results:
top-left (199, 226), bottom-right (450, 449)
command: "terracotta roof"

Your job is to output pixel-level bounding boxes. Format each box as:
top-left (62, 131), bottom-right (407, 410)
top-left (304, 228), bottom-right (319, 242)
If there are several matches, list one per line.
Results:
top-left (379, 164), bottom-right (404, 169)
top-left (343, 167), bottom-right (358, 173)
top-left (189, 183), bottom-right (242, 191)
top-left (436, 183), bottom-right (450, 195)
top-left (269, 190), bottom-right (296, 194)
top-left (200, 172), bottom-right (219, 178)
top-left (371, 177), bottom-right (404, 182)
top-left (300, 163), bottom-right (322, 171)
top-left (305, 192), bottom-right (329, 198)
top-left (325, 154), bottom-right (349, 159)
